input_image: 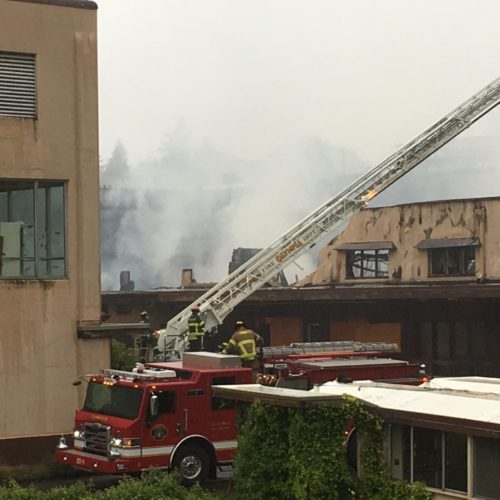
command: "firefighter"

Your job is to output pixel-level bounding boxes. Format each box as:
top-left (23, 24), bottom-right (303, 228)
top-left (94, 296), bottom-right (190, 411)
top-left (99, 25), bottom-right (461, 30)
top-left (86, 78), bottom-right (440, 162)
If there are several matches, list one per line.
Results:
top-left (137, 310), bottom-right (158, 361)
top-left (187, 306), bottom-right (205, 351)
top-left (221, 320), bottom-right (262, 382)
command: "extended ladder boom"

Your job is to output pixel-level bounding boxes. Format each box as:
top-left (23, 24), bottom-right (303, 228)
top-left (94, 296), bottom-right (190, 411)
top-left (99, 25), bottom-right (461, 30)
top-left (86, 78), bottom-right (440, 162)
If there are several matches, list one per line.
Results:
top-left (158, 76), bottom-right (500, 358)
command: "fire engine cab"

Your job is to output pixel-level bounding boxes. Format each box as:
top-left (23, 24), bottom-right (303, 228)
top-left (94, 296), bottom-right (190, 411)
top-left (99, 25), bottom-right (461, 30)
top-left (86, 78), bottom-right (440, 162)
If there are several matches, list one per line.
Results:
top-left (55, 352), bottom-right (251, 485)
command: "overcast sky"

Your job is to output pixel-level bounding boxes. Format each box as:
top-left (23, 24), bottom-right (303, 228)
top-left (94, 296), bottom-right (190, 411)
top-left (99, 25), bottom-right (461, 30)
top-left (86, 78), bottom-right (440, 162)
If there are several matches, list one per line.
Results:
top-left (97, 0), bottom-right (500, 166)
top-left (96, 0), bottom-right (500, 288)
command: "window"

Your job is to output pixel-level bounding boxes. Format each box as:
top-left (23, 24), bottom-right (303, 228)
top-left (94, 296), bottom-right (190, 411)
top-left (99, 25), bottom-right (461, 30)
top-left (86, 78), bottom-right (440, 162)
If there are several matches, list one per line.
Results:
top-left (212, 376), bottom-right (236, 411)
top-left (346, 249), bottom-right (389, 278)
top-left (412, 427), bottom-right (442, 488)
top-left (474, 436), bottom-right (500, 499)
top-left (397, 425), bottom-right (467, 494)
top-left (429, 246), bottom-right (475, 276)
top-left (83, 382), bottom-right (143, 420)
top-left (156, 391), bottom-right (176, 414)
top-left (304, 322), bottom-right (328, 343)
top-left (0, 52), bottom-right (36, 118)
top-left (0, 180), bottom-right (66, 278)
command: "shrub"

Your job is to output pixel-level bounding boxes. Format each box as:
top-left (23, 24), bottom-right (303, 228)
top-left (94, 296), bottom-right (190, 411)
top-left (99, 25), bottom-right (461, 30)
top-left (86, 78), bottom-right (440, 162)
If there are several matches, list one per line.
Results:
top-left (110, 339), bottom-right (138, 371)
top-left (233, 401), bottom-right (291, 499)
top-left (0, 470), bottom-right (221, 500)
top-left (233, 398), bottom-right (432, 500)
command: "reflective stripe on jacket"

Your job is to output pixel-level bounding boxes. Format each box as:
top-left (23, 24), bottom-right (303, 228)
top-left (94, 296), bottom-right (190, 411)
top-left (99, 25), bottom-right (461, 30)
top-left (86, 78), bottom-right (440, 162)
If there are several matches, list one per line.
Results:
top-left (226, 328), bottom-right (261, 360)
top-left (187, 314), bottom-right (205, 341)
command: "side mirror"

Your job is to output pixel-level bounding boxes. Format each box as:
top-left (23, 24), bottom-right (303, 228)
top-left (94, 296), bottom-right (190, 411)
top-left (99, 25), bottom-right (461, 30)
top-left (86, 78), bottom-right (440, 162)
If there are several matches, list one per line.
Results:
top-left (150, 393), bottom-right (158, 418)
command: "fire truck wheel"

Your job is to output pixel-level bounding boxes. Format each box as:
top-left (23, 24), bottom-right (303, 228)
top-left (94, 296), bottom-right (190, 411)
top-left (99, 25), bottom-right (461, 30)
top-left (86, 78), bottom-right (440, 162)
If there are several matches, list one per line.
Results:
top-left (173, 444), bottom-right (210, 486)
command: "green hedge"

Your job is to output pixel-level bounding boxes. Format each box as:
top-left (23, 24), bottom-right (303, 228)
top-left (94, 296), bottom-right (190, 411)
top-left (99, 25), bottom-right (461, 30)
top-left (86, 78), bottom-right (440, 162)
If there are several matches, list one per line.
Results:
top-left (233, 397), bottom-right (431, 500)
top-left (0, 470), bottom-right (220, 500)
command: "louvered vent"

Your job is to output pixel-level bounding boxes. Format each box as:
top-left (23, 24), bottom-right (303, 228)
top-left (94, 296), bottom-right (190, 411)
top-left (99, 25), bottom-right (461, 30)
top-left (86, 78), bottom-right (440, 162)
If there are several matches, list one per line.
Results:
top-left (0, 52), bottom-right (36, 118)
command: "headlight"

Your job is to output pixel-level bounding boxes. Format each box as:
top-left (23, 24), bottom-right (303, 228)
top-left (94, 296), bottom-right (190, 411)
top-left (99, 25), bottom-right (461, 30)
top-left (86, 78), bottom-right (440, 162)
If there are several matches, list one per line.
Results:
top-left (73, 430), bottom-right (85, 439)
top-left (110, 437), bottom-right (140, 448)
top-left (110, 437), bottom-right (123, 447)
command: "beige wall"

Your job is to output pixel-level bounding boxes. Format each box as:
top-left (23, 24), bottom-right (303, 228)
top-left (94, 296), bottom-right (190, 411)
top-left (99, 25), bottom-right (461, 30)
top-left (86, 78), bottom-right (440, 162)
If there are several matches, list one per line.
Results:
top-left (0, 0), bottom-right (108, 441)
top-left (303, 198), bottom-right (500, 286)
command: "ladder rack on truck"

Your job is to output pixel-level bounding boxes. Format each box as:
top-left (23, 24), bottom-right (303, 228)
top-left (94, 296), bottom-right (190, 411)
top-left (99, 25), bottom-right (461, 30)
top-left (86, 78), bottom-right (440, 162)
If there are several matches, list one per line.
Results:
top-left (262, 341), bottom-right (399, 358)
top-left (157, 76), bottom-right (500, 359)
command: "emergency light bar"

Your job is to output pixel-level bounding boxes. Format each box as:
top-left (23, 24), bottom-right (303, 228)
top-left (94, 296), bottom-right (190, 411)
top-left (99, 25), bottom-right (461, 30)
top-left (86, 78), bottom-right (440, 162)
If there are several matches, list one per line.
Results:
top-left (103, 368), bottom-right (176, 380)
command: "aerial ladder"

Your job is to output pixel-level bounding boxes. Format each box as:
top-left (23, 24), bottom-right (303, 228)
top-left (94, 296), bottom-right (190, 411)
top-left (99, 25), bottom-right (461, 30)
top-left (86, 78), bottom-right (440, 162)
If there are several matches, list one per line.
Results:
top-left (156, 76), bottom-right (500, 359)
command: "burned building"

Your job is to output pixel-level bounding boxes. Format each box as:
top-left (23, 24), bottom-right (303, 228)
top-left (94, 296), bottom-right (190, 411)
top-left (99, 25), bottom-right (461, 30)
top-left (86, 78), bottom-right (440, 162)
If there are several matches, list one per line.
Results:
top-left (102, 195), bottom-right (500, 377)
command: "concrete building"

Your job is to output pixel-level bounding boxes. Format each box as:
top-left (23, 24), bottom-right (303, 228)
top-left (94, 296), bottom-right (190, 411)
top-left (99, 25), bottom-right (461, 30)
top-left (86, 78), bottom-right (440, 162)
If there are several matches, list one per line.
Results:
top-left (0, 0), bottom-right (106, 464)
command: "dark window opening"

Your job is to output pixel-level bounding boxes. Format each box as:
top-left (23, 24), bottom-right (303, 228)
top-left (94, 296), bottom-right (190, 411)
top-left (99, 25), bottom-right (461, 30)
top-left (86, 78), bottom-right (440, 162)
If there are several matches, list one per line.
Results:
top-left (413, 427), bottom-right (442, 488)
top-left (304, 322), bottom-right (328, 343)
top-left (346, 249), bottom-right (389, 278)
top-left (175, 370), bottom-right (193, 380)
top-left (398, 425), bottom-right (466, 494)
top-left (212, 376), bottom-right (236, 411)
top-left (474, 436), bottom-right (500, 498)
top-left (156, 391), bottom-right (176, 414)
top-left (429, 246), bottom-right (475, 277)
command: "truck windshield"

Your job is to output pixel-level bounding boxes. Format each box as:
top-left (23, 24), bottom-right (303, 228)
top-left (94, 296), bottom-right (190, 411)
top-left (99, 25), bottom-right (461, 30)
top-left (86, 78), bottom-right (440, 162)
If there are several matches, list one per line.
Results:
top-left (83, 382), bottom-right (143, 420)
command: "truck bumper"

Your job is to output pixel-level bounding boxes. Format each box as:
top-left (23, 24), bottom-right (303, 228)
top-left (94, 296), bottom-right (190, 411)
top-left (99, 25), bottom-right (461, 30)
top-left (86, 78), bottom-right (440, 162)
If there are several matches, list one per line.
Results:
top-left (55, 448), bottom-right (140, 474)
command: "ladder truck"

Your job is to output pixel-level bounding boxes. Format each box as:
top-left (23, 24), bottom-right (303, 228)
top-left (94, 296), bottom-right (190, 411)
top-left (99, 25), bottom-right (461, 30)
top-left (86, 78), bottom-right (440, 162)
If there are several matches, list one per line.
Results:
top-left (156, 76), bottom-right (500, 359)
top-left (258, 341), bottom-right (426, 389)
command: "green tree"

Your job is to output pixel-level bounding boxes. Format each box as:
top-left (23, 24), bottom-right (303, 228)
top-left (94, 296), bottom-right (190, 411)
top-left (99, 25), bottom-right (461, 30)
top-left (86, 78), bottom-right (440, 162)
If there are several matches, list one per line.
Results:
top-left (110, 339), bottom-right (137, 371)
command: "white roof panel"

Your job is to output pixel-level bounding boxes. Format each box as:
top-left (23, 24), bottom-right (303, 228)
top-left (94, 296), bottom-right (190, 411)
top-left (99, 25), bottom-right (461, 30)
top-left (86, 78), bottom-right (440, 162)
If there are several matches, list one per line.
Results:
top-left (317, 380), bottom-right (500, 425)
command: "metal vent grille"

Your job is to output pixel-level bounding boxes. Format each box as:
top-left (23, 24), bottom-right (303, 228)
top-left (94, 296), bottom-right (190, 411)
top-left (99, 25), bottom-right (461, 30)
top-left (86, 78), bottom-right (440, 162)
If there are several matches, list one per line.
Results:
top-left (0, 52), bottom-right (36, 118)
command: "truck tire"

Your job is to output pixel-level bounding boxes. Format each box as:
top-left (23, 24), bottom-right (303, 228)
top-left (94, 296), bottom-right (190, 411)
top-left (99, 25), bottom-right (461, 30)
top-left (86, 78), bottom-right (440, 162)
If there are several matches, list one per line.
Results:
top-left (173, 444), bottom-right (210, 486)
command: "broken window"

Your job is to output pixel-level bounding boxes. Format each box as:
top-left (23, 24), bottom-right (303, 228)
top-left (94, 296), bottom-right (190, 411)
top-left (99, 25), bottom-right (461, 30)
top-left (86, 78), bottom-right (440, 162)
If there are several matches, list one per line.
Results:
top-left (346, 249), bottom-right (389, 279)
top-left (429, 246), bottom-right (475, 277)
top-left (0, 180), bottom-right (66, 278)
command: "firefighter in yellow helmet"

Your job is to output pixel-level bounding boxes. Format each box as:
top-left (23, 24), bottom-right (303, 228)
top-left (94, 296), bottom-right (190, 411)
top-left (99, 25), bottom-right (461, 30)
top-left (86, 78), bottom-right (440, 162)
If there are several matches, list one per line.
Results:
top-left (187, 306), bottom-right (205, 351)
top-left (221, 320), bottom-right (262, 382)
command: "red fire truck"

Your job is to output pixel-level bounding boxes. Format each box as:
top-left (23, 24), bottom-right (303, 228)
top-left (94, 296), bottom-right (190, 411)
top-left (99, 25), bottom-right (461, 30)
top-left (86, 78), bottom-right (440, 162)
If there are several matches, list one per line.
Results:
top-left (56, 352), bottom-right (251, 485)
top-left (258, 341), bottom-right (426, 389)
top-left (56, 345), bottom-right (426, 484)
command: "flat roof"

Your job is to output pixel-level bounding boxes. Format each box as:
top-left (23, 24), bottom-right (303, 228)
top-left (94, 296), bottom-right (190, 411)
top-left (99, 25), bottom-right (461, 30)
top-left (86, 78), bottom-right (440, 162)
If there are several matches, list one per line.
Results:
top-left (213, 377), bottom-right (500, 438)
top-left (427, 376), bottom-right (500, 396)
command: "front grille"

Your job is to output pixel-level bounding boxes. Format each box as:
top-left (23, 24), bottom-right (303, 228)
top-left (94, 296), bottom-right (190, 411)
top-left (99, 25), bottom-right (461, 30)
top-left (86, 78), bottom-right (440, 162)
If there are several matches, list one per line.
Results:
top-left (83, 422), bottom-right (110, 456)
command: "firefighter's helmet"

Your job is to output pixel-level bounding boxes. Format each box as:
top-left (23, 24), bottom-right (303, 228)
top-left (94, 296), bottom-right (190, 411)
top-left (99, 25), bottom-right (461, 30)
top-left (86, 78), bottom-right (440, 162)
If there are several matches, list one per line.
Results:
top-left (140, 311), bottom-right (148, 318)
top-left (191, 306), bottom-right (200, 312)
top-left (235, 320), bottom-right (246, 329)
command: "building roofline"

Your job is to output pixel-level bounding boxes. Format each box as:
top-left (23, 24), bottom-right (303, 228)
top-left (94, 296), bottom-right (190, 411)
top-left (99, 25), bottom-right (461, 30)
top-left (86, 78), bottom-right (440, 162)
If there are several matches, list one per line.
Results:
top-left (8, 0), bottom-right (97, 9)
top-left (370, 194), bottom-right (500, 211)
top-left (102, 281), bottom-right (500, 303)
